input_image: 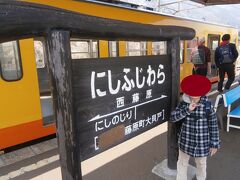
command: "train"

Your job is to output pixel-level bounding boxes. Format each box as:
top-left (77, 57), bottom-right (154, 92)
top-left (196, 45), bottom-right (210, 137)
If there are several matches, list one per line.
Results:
top-left (0, 0), bottom-right (239, 150)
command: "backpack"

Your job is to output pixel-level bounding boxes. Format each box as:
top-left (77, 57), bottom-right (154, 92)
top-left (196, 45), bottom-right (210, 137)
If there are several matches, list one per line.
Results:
top-left (191, 48), bottom-right (206, 65)
top-left (219, 44), bottom-right (233, 64)
top-left (176, 101), bottom-right (212, 137)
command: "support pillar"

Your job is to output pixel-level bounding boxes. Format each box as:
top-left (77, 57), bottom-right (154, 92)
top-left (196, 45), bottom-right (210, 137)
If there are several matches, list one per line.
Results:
top-left (46, 30), bottom-right (82, 180)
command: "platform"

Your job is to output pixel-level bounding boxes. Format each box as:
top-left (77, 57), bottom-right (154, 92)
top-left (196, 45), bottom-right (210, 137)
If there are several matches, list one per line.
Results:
top-left (0, 81), bottom-right (240, 180)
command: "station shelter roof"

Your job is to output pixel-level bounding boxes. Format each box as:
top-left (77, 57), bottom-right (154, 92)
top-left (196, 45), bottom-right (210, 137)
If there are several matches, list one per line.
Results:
top-left (190, 0), bottom-right (240, 5)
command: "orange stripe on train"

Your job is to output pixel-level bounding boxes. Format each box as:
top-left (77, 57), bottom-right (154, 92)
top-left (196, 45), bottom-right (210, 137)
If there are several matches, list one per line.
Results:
top-left (0, 120), bottom-right (56, 150)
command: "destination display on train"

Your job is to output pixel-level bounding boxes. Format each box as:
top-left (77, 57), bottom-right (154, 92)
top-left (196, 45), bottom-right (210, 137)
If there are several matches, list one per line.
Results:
top-left (72, 55), bottom-right (172, 160)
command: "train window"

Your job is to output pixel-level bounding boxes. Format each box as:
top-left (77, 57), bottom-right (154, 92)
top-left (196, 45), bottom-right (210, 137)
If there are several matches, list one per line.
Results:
top-left (126, 41), bottom-right (147, 56)
top-left (152, 41), bottom-right (167, 55)
top-left (0, 41), bottom-right (22, 81)
top-left (211, 40), bottom-right (219, 50)
top-left (231, 37), bottom-right (237, 45)
top-left (180, 41), bottom-right (184, 64)
top-left (238, 39), bottom-right (240, 51)
top-left (109, 41), bottom-right (119, 57)
top-left (186, 37), bottom-right (198, 63)
top-left (70, 39), bottom-right (99, 59)
top-left (92, 41), bottom-right (98, 58)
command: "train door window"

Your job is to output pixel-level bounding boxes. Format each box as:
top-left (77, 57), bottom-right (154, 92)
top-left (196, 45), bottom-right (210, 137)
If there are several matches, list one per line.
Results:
top-left (109, 41), bottom-right (119, 57)
top-left (34, 38), bottom-right (54, 126)
top-left (152, 41), bottom-right (167, 55)
top-left (186, 37), bottom-right (198, 63)
top-left (0, 41), bottom-right (22, 81)
top-left (208, 34), bottom-right (220, 77)
top-left (34, 40), bottom-right (46, 68)
top-left (211, 40), bottom-right (219, 50)
top-left (70, 39), bottom-right (99, 59)
top-left (238, 39), bottom-right (240, 51)
top-left (180, 41), bottom-right (184, 64)
top-left (126, 41), bottom-right (147, 56)
top-left (34, 38), bottom-right (51, 94)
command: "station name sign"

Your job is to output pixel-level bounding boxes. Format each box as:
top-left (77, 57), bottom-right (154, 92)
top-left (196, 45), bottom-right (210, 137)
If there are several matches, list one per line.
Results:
top-left (72, 55), bottom-right (171, 160)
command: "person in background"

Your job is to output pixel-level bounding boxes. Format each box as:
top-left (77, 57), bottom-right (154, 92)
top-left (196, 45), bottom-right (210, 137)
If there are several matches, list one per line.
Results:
top-left (171, 75), bottom-right (220, 180)
top-left (215, 34), bottom-right (238, 93)
top-left (191, 37), bottom-right (211, 76)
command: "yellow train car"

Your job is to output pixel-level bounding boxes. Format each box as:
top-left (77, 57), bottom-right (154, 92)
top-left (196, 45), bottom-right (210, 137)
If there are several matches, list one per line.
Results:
top-left (0, 0), bottom-right (238, 150)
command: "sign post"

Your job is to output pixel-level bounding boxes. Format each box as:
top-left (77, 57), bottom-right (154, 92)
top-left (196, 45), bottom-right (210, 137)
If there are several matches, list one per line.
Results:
top-left (167, 37), bottom-right (181, 169)
top-left (46, 30), bottom-right (82, 180)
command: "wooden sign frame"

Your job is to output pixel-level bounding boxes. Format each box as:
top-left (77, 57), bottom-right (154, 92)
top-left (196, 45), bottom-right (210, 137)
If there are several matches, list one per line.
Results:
top-left (0, 1), bottom-right (195, 179)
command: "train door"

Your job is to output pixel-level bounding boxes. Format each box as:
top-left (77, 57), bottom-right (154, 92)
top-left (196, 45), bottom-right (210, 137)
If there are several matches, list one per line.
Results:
top-left (180, 38), bottom-right (198, 81)
top-left (207, 34), bottom-right (220, 79)
top-left (34, 38), bottom-right (54, 126)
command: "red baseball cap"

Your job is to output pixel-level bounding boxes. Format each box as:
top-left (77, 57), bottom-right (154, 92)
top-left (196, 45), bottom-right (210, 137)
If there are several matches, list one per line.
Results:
top-left (180, 75), bottom-right (211, 96)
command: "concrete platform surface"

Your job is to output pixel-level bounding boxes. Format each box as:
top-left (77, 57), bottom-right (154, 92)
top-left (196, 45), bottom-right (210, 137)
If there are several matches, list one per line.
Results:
top-left (0, 121), bottom-right (240, 180)
top-left (1, 82), bottom-right (240, 180)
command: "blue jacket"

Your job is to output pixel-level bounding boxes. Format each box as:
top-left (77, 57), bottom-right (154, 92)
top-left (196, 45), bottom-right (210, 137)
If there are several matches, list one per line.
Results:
top-left (215, 43), bottom-right (238, 67)
top-left (170, 95), bottom-right (220, 157)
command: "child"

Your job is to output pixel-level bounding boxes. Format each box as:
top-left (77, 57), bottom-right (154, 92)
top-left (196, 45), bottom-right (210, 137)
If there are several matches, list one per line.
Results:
top-left (171, 75), bottom-right (220, 180)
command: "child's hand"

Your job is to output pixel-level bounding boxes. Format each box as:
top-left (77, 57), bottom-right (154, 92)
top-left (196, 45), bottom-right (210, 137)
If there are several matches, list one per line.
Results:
top-left (210, 148), bottom-right (218, 156)
top-left (189, 102), bottom-right (198, 111)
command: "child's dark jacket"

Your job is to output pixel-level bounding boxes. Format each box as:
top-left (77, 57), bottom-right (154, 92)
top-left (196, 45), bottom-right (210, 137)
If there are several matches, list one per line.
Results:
top-left (170, 95), bottom-right (220, 157)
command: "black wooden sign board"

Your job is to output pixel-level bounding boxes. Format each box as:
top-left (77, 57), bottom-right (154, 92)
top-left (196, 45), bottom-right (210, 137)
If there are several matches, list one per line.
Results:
top-left (72, 55), bottom-right (172, 161)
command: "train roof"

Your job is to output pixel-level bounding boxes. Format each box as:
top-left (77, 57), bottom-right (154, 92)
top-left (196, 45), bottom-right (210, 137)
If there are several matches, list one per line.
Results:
top-left (85, 0), bottom-right (238, 30)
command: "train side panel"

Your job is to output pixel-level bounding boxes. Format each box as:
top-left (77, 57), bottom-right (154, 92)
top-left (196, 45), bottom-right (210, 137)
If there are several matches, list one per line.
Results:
top-left (0, 39), bottom-right (55, 150)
